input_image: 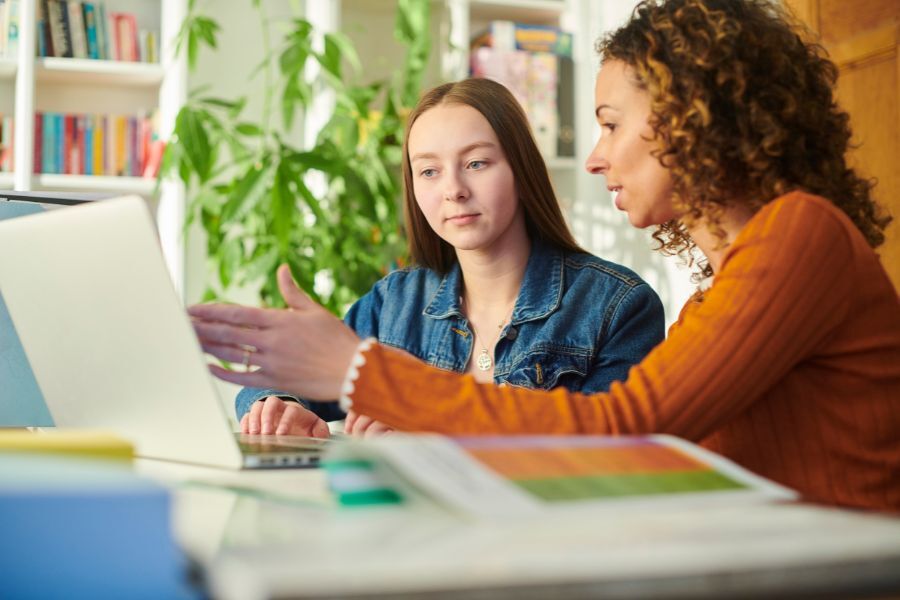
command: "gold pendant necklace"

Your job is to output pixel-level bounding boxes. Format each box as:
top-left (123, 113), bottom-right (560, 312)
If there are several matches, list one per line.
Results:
top-left (464, 297), bottom-right (514, 372)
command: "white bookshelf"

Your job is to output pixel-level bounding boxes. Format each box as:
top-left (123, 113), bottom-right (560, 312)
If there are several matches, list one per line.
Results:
top-left (0, 57), bottom-right (15, 78)
top-left (3, 0), bottom-right (187, 294)
top-left (36, 57), bottom-right (166, 86)
top-left (32, 174), bottom-right (157, 195)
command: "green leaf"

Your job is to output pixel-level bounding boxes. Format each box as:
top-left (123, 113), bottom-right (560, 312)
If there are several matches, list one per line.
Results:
top-left (236, 122), bottom-right (264, 136)
top-left (270, 160), bottom-right (296, 255)
top-left (324, 31), bottom-right (361, 75)
top-left (195, 17), bottom-right (221, 48)
top-left (279, 43), bottom-right (309, 76)
top-left (174, 107), bottom-right (214, 183)
top-left (316, 35), bottom-right (342, 79)
top-left (221, 160), bottom-right (270, 223)
top-left (243, 247), bottom-right (281, 284)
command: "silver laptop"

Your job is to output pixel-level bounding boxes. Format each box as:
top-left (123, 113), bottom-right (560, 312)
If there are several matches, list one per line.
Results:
top-left (0, 195), bottom-right (328, 469)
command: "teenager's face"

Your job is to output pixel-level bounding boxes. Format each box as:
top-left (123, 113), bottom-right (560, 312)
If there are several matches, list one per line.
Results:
top-left (585, 60), bottom-right (677, 229)
top-left (408, 103), bottom-right (526, 255)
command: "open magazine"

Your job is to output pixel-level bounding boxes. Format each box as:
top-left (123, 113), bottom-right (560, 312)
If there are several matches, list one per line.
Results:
top-left (322, 434), bottom-right (797, 517)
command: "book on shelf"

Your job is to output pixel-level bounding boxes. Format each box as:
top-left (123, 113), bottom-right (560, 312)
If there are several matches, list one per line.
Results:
top-left (36, 1), bottom-right (158, 63)
top-left (323, 434), bottom-right (797, 517)
top-left (67, 0), bottom-right (87, 58)
top-left (472, 20), bottom-right (573, 57)
top-left (47, 0), bottom-right (73, 58)
top-left (0, 0), bottom-right (20, 59)
top-left (470, 21), bottom-right (576, 159)
top-left (0, 114), bottom-right (13, 171)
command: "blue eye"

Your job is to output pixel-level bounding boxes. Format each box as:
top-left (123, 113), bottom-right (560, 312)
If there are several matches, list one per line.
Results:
top-left (420, 168), bottom-right (437, 178)
top-left (468, 160), bottom-right (486, 170)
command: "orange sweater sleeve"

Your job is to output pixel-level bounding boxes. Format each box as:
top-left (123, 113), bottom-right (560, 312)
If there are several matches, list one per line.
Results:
top-left (350, 193), bottom-right (864, 438)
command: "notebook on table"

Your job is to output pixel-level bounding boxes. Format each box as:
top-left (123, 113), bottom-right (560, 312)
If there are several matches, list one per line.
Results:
top-left (0, 195), bottom-right (331, 469)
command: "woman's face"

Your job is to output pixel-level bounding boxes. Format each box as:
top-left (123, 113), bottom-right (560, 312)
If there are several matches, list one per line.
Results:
top-left (585, 60), bottom-right (677, 229)
top-left (407, 103), bottom-right (526, 255)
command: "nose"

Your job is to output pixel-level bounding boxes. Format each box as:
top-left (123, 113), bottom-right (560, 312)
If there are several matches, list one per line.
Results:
top-left (585, 137), bottom-right (608, 175)
top-left (442, 170), bottom-right (470, 202)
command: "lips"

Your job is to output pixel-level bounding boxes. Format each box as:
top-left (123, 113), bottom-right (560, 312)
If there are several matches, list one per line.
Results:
top-left (446, 213), bottom-right (480, 223)
top-left (607, 185), bottom-right (623, 210)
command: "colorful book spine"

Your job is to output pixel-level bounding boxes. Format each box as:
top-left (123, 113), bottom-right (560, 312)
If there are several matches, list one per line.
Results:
top-left (38, 0), bottom-right (54, 57)
top-left (41, 112), bottom-right (53, 173)
top-left (81, 2), bottom-right (98, 59)
top-left (32, 113), bottom-right (41, 173)
top-left (92, 114), bottom-right (103, 175)
top-left (0, 115), bottom-right (13, 171)
top-left (2, 0), bottom-right (19, 59)
top-left (96, 0), bottom-right (108, 59)
top-left (49, 0), bottom-right (73, 58)
top-left (54, 113), bottom-right (63, 173)
top-left (67, 0), bottom-right (88, 59)
top-left (83, 115), bottom-right (92, 175)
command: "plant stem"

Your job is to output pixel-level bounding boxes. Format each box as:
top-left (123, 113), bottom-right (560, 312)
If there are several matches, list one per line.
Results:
top-left (258, 3), bottom-right (273, 153)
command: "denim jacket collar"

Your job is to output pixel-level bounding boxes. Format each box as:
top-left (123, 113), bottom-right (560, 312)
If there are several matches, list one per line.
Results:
top-left (422, 239), bottom-right (564, 324)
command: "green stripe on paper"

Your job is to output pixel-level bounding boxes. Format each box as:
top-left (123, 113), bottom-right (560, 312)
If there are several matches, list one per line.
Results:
top-left (515, 470), bottom-right (747, 502)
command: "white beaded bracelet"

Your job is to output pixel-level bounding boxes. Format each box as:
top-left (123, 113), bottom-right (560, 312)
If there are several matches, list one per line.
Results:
top-left (338, 337), bottom-right (377, 413)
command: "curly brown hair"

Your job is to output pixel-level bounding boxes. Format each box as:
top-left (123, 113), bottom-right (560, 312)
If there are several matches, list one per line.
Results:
top-left (596, 0), bottom-right (891, 272)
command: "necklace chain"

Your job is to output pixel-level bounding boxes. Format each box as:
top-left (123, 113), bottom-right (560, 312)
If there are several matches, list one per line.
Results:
top-left (462, 296), bottom-right (514, 372)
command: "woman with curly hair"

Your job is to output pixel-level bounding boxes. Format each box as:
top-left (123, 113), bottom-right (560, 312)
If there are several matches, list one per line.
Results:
top-left (190, 0), bottom-right (900, 510)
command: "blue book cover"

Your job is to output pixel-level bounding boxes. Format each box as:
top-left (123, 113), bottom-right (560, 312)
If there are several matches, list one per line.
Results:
top-left (55, 113), bottom-right (64, 175)
top-left (84, 114), bottom-right (94, 175)
top-left (0, 453), bottom-right (198, 599)
top-left (82, 2), bottom-right (99, 59)
top-left (41, 112), bottom-right (53, 173)
top-left (0, 201), bottom-right (53, 427)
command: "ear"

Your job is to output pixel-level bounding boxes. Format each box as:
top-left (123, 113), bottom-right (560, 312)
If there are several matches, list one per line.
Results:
top-left (277, 264), bottom-right (315, 311)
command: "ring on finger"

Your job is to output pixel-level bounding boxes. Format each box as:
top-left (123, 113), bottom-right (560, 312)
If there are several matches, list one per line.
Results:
top-left (240, 344), bottom-right (256, 370)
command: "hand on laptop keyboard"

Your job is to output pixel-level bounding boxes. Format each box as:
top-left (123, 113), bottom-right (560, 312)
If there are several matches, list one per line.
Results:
top-left (241, 396), bottom-right (331, 438)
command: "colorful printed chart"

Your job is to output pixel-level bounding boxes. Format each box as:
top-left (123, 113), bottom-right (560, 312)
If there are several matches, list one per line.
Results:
top-left (458, 436), bottom-right (747, 502)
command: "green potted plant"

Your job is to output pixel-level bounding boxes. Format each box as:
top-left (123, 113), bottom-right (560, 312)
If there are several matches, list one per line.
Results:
top-left (163, 0), bottom-right (430, 314)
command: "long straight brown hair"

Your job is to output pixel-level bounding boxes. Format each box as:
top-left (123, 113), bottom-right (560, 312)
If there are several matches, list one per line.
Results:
top-left (401, 78), bottom-right (585, 273)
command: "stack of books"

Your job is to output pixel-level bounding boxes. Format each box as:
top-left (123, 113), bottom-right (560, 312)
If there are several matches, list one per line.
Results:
top-left (36, 0), bottom-right (158, 62)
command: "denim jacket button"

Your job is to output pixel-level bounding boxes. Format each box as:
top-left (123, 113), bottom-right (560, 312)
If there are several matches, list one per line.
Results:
top-left (505, 327), bottom-right (518, 340)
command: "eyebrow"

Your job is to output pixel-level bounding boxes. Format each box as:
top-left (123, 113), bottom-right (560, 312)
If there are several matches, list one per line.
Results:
top-left (410, 141), bottom-right (497, 163)
top-left (594, 104), bottom-right (618, 119)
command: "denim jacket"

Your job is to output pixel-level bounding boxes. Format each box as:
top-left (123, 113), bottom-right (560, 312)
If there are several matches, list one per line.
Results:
top-left (235, 240), bottom-right (665, 422)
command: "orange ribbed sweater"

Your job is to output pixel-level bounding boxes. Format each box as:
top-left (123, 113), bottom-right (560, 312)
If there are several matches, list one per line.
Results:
top-left (349, 192), bottom-right (900, 511)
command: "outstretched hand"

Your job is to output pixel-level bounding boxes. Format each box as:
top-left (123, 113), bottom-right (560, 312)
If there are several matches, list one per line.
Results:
top-left (188, 264), bottom-right (361, 401)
